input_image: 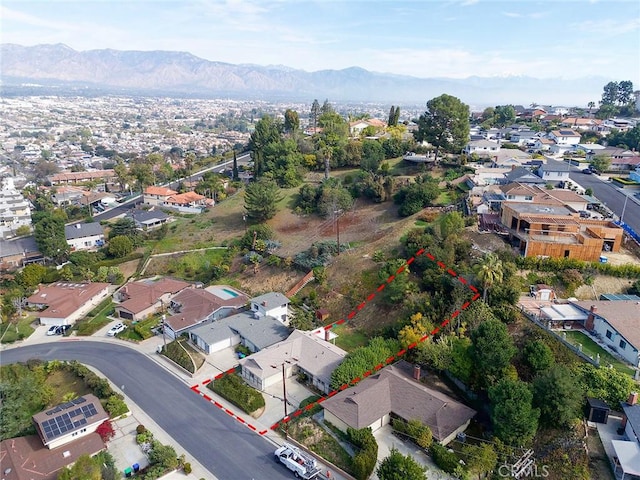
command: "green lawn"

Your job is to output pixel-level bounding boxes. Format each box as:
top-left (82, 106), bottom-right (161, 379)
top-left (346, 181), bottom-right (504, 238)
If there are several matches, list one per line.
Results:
top-left (0, 315), bottom-right (35, 343)
top-left (332, 325), bottom-right (368, 352)
top-left (434, 190), bottom-right (453, 206)
top-left (563, 330), bottom-right (636, 376)
top-left (75, 300), bottom-right (115, 336)
top-left (118, 315), bottom-right (160, 342)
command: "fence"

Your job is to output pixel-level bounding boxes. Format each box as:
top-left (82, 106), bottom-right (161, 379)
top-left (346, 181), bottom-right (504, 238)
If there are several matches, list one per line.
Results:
top-left (615, 220), bottom-right (640, 245)
top-left (518, 306), bottom-right (600, 367)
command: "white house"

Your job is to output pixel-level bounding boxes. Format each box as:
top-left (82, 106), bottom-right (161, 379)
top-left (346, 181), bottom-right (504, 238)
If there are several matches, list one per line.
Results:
top-left (464, 140), bottom-right (501, 155)
top-left (32, 394), bottom-right (109, 449)
top-left (65, 222), bottom-right (105, 251)
top-left (573, 301), bottom-right (640, 366)
top-left (0, 177), bottom-right (32, 239)
top-left (537, 159), bottom-right (571, 183)
top-left (250, 292), bottom-right (289, 323)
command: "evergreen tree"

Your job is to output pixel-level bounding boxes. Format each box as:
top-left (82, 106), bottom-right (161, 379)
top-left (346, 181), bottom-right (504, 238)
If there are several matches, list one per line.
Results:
top-left (244, 179), bottom-right (282, 222)
top-left (310, 99), bottom-right (321, 131)
top-left (232, 151), bottom-right (239, 181)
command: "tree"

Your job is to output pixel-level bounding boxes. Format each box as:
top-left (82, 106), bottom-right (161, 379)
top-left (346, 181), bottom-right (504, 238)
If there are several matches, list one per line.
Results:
top-left (576, 363), bottom-right (636, 406)
top-left (601, 81), bottom-right (619, 105)
top-left (533, 365), bottom-right (582, 427)
top-left (284, 109), bottom-right (300, 134)
top-left (16, 263), bottom-right (48, 289)
top-left (489, 378), bottom-right (539, 446)
top-left (108, 217), bottom-right (142, 246)
top-left (493, 105), bottom-right (516, 127)
top-left (377, 448), bottom-right (427, 480)
top-left (232, 150), bottom-right (239, 181)
top-left (316, 111), bottom-right (348, 179)
top-left (34, 216), bottom-right (69, 262)
top-left (617, 80), bottom-right (634, 105)
top-left (523, 339), bottom-right (554, 375)
top-left (591, 154), bottom-right (610, 173)
top-left (248, 115), bottom-right (281, 178)
top-left (462, 443), bottom-right (498, 480)
top-left (475, 253), bottom-right (504, 302)
top-left (148, 441), bottom-right (179, 470)
top-left (361, 139), bottom-right (385, 172)
top-left (108, 235), bottom-right (133, 258)
top-left (470, 319), bottom-right (516, 388)
top-left (310, 99), bottom-right (321, 132)
top-left (58, 454), bottom-right (102, 480)
top-left (587, 101), bottom-right (596, 116)
top-left (321, 99), bottom-right (333, 114)
top-left (244, 179), bottom-right (282, 222)
top-left (317, 183), bottom-right (354, 217)
top-left (415, 94), bottom-right (470, 163)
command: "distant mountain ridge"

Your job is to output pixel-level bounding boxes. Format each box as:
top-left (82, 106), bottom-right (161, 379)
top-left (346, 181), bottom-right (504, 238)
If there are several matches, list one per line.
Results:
top-left (0, 43), bottom-right (607, 106)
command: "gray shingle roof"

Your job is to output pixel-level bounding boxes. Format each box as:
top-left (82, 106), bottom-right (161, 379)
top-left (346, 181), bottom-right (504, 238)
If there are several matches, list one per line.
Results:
top-left (64, 222), bottom-right (104, 240)
top-left (190, 311), bottom-right (290, 350)
top-left (621, 403), bottom-right (640, 439)
top-left (251, 292), bottom-right (290, 308)
top-left (0, 235), bottom-right (39, 258)
top-left (322, 360), bottom-right (476, 441)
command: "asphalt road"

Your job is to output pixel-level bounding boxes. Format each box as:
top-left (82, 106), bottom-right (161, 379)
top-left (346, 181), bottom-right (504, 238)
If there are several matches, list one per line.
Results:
top-left (0, 342), bottom-right (290, 480)
top-left (569, 169), bottom-right (640, 235)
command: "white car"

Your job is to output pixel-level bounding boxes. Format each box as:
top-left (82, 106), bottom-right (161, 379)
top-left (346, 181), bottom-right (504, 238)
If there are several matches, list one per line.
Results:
top-left (107, 323), bottom-right (126, 337)
top-left (46, 325), bottom-right (60, 336)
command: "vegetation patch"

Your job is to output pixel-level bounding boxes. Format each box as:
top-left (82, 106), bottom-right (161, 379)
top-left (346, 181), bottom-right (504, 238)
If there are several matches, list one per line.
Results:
top-left (208, 372), bottom-right (265, 414)
top-left (74, 300), bottom-right (115, 336)
top-left (563, 330), bottom-right (635, 376)
top-left (161, 338), bottom-right (202, 373)
top-left (0, 315), bottom-right (35, 343)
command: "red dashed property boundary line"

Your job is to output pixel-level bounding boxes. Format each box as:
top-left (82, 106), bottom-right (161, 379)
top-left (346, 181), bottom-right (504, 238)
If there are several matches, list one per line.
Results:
top-left (188, 248), bottom-right (481, 436)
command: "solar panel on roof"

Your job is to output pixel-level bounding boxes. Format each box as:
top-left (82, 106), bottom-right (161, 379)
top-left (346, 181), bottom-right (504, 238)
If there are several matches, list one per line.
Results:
top-left (72, 397), bottom-right (86, 405)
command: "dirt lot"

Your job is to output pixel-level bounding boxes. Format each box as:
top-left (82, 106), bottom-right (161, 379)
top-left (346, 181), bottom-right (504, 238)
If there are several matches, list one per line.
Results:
top-left (574, 275), bottom-right (634, 300)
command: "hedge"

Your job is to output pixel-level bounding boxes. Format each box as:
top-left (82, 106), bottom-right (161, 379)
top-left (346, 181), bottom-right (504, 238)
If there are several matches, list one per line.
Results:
top-left (208, 373), bottom-right (265, 414)
top-left (515, 256), bottom-right (640, 279)
top-left (430, 443), bottom-right (461, 474)
top-left (347, 427), bottom-right (378, 480)
top-left (392, 418), bottom-right (433, 449)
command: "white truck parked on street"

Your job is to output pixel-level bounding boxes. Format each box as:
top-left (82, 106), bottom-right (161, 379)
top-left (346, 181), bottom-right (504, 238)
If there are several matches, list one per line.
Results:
top-left (274, 443), bottom-right (322, 479)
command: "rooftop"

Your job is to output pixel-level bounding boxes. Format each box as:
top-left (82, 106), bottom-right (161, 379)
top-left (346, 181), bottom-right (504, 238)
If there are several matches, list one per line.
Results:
top-left (26, 282), bottom-right (110, 319)
top-left (64, 222), bottom-right (104, 240)
top-left (572, 300), bottom-right (640, 349)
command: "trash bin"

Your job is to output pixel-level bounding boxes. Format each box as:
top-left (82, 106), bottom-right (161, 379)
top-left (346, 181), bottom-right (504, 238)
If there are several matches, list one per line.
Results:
top-left (599, 256), bottom-right (608, 263)
top-left (133, 463), bottom-right (140, 473)
top-left (124, 467), bottom-right (132, 478)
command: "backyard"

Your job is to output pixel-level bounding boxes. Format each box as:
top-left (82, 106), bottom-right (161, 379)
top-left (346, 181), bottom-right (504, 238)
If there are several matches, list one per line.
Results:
top-left (563, 330), bottom-right (636, 377)
top-left (0, 314), bottom-right (36, 343)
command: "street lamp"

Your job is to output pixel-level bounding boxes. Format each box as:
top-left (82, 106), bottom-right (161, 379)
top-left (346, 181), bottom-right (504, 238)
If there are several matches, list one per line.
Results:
top-left (621, 194), bottom-right (629, 225)
top-left (161, 314), bottom-right (167, 352)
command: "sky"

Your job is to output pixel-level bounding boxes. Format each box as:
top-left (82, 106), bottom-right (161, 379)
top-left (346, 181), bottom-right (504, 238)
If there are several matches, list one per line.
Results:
top-left (1, 0), bottom-right (639, 84)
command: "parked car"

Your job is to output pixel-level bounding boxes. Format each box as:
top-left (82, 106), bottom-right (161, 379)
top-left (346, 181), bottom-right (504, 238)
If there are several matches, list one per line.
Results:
top-left (47, 325), bottom-right (60, 336)
top-left (57, 325), bottom-right (71, 335)
top-left (107, 323), bottom-right (126, 336)
top-left (579, 211), bottom-right (590, 218)
top-left (582, 168), bottom-right (592, 174)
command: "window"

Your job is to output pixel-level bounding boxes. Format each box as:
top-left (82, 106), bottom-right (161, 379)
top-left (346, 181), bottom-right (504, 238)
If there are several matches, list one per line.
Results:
top-left (525, 196), bottom-right (533, 201)
top-left (507, 195), bottom-right (515, 200)
top-left (620, 340), bottom-right (627, 350)
top-left (606, 330), bottom-right (613, 339)
top-left (564, 250), bottom-right (570, 258)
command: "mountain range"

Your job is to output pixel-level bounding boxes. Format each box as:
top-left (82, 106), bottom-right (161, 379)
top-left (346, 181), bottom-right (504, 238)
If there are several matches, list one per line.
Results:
top-left (0, 44), bottom-right (608, 107)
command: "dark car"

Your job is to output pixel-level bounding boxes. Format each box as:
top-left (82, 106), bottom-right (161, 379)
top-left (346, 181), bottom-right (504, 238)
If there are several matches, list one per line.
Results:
top-left (582, 168), bottom-right (592, 174)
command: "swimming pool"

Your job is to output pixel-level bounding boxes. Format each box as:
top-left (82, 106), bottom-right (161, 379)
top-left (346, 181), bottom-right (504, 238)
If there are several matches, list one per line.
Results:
top-left (207, 286), bottom-right (241, 300)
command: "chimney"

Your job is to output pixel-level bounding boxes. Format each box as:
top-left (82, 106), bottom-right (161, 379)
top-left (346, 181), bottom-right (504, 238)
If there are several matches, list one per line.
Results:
top-left (325, 329), bottom-right (331, 342)
top-left (628, 392), bottom-right (638, 406)
top-left (585, 305), bottom-right (596, 331)
top-left (511, 164), bottom-right (516, 171)
top-left (261, 301), bottom-right (266, 307)
top-left (413, 364), bottom-right (421, 381)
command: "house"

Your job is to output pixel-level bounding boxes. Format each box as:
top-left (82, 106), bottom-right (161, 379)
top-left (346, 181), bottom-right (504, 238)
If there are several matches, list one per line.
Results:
top-left (498, 183), bottom-right (588, 212)
top-left (0, 434), bottom-right (105, 480)
top-left (64, 222), bottom-right (105, 251)
top-left (613, 393), bottom-right (640, 479)
top-left (188, 310), bottom-right (290, 354)
top-left (164, 191), bottom-right (208, 213)
top-left (537, 159), bottom-right (571, 184)
top-left (49, 169), bottom-right (116, 186)
top-left (143, 186), bottom-right (178, 207)
top-left (586, 147), bottom-right (636, 162)
top-left (0, 177), bottom-right (32, 239)
top-left (560, 118), bottom-right (602, 131)
top-left (508, 129), bottom-right (539, 146)
top-left (0, 235), bottom-right (43, 272)
top-left (503, 166), bottom-right (546, 185)
top-left (50, 186), bottom-right (86, 207)
top-left (549, 129), bottom-right (581, 145)
top-left (32, 394), bottom-right (109, 449)
top-left (240, 329), bottom-right (347, 394)
top-left (349, 119), bottom-right (387, 136)
top-left (464, 140), bottom-right (500, 155)
top-left (125, 209), bottom-right (170, 230)
top-left (321, 361), bottom-right (476, 445)
top-left (26, 282), bottom-right (110, 326)
top-left (611, 156), bottom-right (640, 172)
top-left (500, 202), bottom-right (623, 261)
top-left (533, 138), bottom-right (556, 151)
top-left (114, 277), bottom-right (192, 321)
top-left (249, 292), bottom-right (289, 323)
top-left (163, 286), bottom-right (248, 339)
top-left (572, 301), bottom-right (640, 366)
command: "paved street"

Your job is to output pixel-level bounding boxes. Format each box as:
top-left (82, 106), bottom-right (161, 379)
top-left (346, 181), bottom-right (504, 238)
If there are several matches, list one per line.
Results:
top-left (569, 168), bottom-right (640, 235)
top-left (0, 342), bottom-right (292, 480)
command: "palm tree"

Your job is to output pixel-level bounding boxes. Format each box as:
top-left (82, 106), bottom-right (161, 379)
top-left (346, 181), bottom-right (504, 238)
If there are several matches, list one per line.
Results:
top-left (587, 101), bottom-right (595, 117)
top-left (475, 253), bottom-right (504, 302)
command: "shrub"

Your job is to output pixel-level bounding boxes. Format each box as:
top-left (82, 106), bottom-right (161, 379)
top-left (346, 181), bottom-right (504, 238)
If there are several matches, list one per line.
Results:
top-left (347, 427), bottom-right (378, 480)
top-left (96, 420), bottom-right (116, 442)
top-left (209, 373), bottom-right (265, 414)
top-left (183, 463), bottom-right (192, 474)
top-left (430, 443), bottom-right (461, 474)
top-left (392, 418), bottom-right (432, 449)
top-left (105, 394), bottom-right (129, 416)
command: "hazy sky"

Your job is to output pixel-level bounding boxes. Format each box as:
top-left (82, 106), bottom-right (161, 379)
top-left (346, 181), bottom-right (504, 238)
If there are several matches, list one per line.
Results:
top-left (2, 0), bottom-right (639, 82)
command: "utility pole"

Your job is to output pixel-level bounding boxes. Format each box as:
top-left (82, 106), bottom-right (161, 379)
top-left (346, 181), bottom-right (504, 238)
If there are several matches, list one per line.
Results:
top-left (162, 314), bottom-right (167, 352)
top-left (334, 209), bottom-right (342, 255)
top-left (282, 363), bottom-right (288, 419)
